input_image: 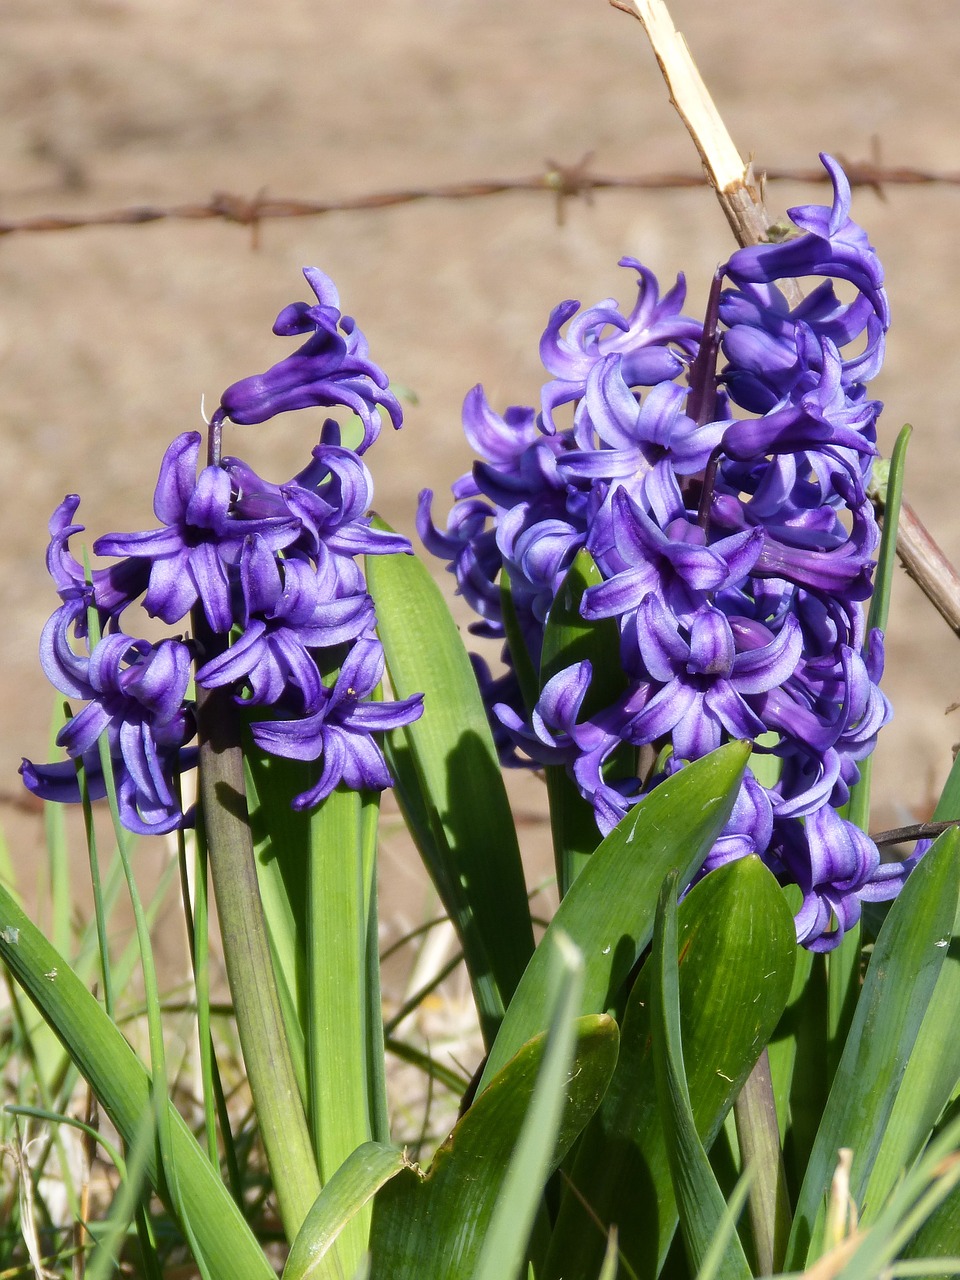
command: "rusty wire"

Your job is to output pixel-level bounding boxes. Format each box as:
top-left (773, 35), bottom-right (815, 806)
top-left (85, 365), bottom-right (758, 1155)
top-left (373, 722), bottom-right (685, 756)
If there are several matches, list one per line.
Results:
top-left (2, 156), bottom-right (959, 240)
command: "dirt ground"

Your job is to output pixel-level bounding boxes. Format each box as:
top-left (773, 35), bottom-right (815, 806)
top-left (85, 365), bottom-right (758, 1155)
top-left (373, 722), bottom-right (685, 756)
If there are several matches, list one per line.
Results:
top-left (2, 0), bottom-right (960, 931)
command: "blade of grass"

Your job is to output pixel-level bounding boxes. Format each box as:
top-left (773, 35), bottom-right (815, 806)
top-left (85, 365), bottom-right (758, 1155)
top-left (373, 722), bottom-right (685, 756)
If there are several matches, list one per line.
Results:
top-left (474, 933), bottom-right (586, 1280)
top-left (786, 827), bottom-right (960, 1267)
top-left (0, 883), bottom-right (276, 1280)
top-left (85, 1106), bottom-right (156, 1280)
top-left (650, 871), bottom-right (751, 1280)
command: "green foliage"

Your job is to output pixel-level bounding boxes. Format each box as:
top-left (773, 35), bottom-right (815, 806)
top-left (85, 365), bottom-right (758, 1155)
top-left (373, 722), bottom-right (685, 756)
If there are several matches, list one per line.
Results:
top-left (545, 855), bottom-right (796, 1280)
top-left (367, 525), bottom-right (535, 1045)
top-left (5, 455), bottom-right (960, 1280)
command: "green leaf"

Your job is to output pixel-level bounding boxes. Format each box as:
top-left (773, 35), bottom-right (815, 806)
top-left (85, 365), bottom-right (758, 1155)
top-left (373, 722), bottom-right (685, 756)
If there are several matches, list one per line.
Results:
top-left (303, 786), bottom-right (383, 1275)
top-left (501, 569), bottom-right (539, 715)
top-left (478, 740), bottom-right (751, 1093)
top-left (786, 827), bottom-right (960, 1267)
top-left (846, 423), bottom-right (910, 839)
top-left (860, 883), bottom-right (960, 1223)
top-left (243, 748), bottom-right (311, 1103)
top-left (650, 871), bottom-right (752, 1280)
top-left (539, 550), bottom-right (625, 698)
top-left (545, 855), bottom-right (796, 1280)
top-left (282, 1143), bottom-right (409, 1280)
top-left (540, 549), bottom-right (630, 896)
top-left (474, 933), bottom-right (587, 1280)
top-left (367, 1012), bottom-right (619, 1278)
top-left (366, 536), bottom-right (535, 1045)
top-left (933, 733), bottom-right (960, 828)
top-left (865, 423), bottom-right (911, 641)
top-left (0, 884), bottom-right (276, 1280)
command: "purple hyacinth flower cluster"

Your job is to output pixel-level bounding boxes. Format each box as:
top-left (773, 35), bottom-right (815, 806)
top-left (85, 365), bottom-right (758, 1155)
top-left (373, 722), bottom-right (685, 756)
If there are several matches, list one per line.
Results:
top-left (420, 155), bottom-right (916, 950)
top-left (22, 268), bottom-right (422, 834)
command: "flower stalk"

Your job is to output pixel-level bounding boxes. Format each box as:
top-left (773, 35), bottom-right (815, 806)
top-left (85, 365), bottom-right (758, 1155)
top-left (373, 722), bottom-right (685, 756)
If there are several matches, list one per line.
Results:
top-left (732, 1047), bottom-right (791, 1273)
top-left (195, 673), bottom-right (320, 1242)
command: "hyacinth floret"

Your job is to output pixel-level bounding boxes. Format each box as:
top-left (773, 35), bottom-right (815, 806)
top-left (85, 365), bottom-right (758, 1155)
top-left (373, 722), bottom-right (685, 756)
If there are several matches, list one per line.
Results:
top-left (217, 267), bottom-right (403, 453)
top-left (421, 154), bottom-right (913, 950)
top-left (22, 268), bottom-right (422, 833)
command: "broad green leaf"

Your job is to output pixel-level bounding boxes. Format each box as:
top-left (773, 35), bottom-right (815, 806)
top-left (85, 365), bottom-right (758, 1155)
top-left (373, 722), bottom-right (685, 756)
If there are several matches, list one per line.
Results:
top-left (246, 739), bottom-right (387, 1273)
top-left (367, 1012), bottom-right (619, 1278)
top-left (540, 550), bottom-right (630, 896)
top-left (0, 884), bottom-right (276, 1280)
top-left (650, 872), bottom-right (752, 1280)
top-left (303, 786), bottom-right (383, 1275)
top-left (283, 1143), bottom-right (409, 1280)
top-left (474, 933), bottom-right (586, 1280)
top-left (786, 827), bottom-right (960, 1267)
top-left (366, 536), bottom-right (534, 1044)
top-left (478, 740), bottom-right (751, 1092)
top-left (545, 855), bottom-right (796, 1280)
top-left (244, 747), bottom-right (313, 1095)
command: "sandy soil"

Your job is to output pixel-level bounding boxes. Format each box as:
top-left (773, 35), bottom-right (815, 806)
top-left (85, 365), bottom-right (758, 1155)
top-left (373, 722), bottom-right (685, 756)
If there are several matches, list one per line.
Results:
top-left (2, 0), bottom-right (960, 917)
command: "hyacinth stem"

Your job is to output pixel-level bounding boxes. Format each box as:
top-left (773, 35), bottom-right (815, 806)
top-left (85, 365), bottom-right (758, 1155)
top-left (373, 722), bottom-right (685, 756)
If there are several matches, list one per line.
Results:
top-left (195, 676), bottom-right (321, 1241)
top-left (686, 268), bottom-right (724, 428)
top-left (732, 1048), bottom-right (791, 1273)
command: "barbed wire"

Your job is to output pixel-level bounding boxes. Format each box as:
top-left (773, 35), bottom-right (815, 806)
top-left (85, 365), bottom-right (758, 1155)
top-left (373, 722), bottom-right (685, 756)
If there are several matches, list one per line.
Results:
top-left (2, 155), bottom-right (958, 241)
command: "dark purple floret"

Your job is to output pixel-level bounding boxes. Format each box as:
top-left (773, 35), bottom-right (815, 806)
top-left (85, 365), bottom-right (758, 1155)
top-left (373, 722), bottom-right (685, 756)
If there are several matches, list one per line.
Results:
top-left (22, 629), bottom-right (196, 834)
top-left (217, 267), bottom-right (403, 452)
top-left (250, 636), bottom-right (423, 808)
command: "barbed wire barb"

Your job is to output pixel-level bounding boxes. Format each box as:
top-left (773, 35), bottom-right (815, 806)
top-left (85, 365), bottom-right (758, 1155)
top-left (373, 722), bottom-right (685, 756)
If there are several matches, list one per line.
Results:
top-left (1, 157), bottom-right (959, 240)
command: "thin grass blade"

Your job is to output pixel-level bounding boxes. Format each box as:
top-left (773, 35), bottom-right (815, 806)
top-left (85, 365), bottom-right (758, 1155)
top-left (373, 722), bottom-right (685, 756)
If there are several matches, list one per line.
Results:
top-left (0, 884), bottom-right (276, 1280)
top-left (786, 827), bottom-right (960, 1267)
top-left (649, 871), bottom-right (751, 1280)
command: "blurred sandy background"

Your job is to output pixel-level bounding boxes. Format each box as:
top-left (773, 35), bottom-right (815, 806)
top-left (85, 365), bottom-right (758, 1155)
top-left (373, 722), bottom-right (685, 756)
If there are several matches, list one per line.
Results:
top-left (2, 0), bottom-right (960, 903)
